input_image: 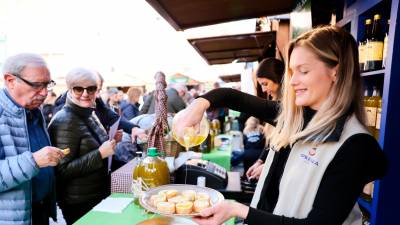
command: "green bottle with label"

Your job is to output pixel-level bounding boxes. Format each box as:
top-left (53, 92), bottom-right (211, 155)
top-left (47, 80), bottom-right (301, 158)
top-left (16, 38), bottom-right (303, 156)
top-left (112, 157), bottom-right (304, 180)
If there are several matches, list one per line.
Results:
top-left (133, 147), bottom-right (170, 188)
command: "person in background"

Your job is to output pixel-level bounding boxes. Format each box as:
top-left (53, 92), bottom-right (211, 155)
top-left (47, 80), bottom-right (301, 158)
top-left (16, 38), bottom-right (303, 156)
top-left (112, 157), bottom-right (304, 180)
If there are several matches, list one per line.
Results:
top-left (206, 82), bottom-right (228, 134)
top-left (117, 89), bottom-right (124, 102)
top-left (120, 87), bottom-right (141, 120)
top-left (244, 57), bottom-right (285, 180)
top-left (0, 53), bottom-right (65, 225)
top-left (42, 90), bottom-right (57, 125)
top-left (175, 26), bottom-right (387, 225)
top-left (188, 88), bottom-right (199, 103)
top-left (139, 82), bottom-right (187, 114)
top-left (48, 68), bottom-right (123, 225)
top-left (242, 117), bottom-right (265, 174)
top-left (107, 87), bottom-right (121, 114)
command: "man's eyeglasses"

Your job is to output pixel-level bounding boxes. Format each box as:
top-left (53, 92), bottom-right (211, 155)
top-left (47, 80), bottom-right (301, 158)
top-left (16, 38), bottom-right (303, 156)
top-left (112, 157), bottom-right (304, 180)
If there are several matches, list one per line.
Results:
top-left (11, 73), bottom-right (56, 91)
top-left (72, 86), bottom-right (98, 95)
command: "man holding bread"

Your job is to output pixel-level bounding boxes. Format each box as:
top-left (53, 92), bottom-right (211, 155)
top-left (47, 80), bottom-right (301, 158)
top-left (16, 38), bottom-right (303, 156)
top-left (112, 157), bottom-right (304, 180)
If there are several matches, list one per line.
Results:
top-left (0, 53), bottom-right (65, 225)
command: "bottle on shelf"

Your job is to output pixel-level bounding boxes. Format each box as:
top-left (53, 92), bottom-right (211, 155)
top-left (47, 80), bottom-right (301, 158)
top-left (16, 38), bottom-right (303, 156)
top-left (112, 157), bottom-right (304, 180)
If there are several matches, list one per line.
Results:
top-left (199, 120), bottom-right (216, 154)
top-left (365, 87), bottom-right (378, 135)
top-left (363, 89), bottom-right (369, 106)
top-left (382, 19), bottom-right (390, 68)
top-left (359, 19), bottom-right (372, 72)
top-left (374, 90), bottom-right (382, 140)
top-left (211, 119), bottom-right (221, 135)
top-left (365, 14), bottom-right (384, 71)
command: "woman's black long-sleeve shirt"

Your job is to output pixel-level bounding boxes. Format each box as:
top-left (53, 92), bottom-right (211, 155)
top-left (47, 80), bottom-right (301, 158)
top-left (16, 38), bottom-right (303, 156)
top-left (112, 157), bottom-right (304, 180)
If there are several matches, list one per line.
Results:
top-left (201, 88), bottom-right (387, 225)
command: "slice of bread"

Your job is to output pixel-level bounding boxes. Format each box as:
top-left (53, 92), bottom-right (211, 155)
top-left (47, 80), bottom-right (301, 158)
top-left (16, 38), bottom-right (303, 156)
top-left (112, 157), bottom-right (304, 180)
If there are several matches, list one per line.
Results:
top-left (175, 201), bottom-right (193, 214)
top-left (156, 201), bottom-right (175, 214)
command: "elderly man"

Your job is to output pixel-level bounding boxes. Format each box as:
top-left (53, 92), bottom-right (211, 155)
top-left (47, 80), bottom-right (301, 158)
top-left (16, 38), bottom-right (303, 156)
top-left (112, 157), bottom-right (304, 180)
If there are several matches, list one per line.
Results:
top-left (0, 53), bottom-right (65, 225)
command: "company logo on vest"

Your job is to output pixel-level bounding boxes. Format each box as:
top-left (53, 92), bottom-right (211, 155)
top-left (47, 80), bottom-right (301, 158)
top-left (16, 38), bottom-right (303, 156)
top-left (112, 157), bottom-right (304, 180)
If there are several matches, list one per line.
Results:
top-left (300, 153), bottom-right (319, 166)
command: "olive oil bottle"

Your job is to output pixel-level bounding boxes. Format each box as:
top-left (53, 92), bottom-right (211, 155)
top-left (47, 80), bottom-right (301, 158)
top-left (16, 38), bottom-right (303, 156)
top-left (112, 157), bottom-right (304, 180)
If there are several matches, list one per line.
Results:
top-left (365, 87), bottom-right (378, 134)
top-left (382, 19), bottom-right (390, 68)
top-left (133, 147), bottom-right (170, 188)
top-left (359, 19), bottom-right (372, 72)
top-left (365, 14), bottom-right (384, 71)
top-left (374, 90), bottom-right (382, 140)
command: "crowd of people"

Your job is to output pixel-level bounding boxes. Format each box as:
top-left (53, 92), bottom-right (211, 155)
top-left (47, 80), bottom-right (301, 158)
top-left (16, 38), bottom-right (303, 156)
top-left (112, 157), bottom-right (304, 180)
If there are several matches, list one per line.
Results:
top-left (0, 51), bottom-right (213, 225)
top-left (0, 25), bottom-right (388, 225)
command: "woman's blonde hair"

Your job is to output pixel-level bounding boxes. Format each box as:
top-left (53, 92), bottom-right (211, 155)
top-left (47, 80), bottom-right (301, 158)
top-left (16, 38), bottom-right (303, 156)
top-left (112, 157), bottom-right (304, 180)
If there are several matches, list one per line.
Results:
top-left (269, 26), bottom-right (365, 150)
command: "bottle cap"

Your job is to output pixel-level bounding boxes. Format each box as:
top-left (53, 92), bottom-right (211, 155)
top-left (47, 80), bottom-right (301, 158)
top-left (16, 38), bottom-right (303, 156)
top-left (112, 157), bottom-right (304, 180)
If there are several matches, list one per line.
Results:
top-left (366, 19), bottom-right (372, 24)
top-left (374, 14), bottom-right (381, 20)
top-left (147, 147), bottom-right (158, 157)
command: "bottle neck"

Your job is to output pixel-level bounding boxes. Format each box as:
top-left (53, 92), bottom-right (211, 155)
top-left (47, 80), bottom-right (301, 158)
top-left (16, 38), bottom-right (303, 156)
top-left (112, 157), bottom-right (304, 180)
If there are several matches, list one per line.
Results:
top-left (371, 19), bottom-right (382, 40)
top-left (364, 24), bottom-right (372, 41)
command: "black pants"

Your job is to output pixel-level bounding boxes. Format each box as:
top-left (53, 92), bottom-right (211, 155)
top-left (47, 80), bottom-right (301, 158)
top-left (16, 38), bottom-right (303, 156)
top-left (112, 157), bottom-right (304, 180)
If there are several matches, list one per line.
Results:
top-left (243, 148), bottom-right (263, 174)
top-left (60, 198), bottom-right (103, 225)
top-left (32, 199), bottom-right (50, 225)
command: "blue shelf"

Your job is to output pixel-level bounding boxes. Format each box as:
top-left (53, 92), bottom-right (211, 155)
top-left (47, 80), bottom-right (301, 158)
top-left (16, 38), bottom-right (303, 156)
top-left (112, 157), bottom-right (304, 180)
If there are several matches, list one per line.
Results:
top-left (361, 69), bottom-right (385, 77)
top-left (358, 197), bottom-right (372, 213)
top-left (337, 1), bottom-right (400, 225)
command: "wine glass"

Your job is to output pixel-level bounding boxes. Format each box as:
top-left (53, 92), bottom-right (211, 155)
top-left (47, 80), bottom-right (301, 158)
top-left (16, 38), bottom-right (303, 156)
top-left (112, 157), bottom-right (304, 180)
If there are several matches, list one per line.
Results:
top-left (171, 111), bottom-right (209, 151)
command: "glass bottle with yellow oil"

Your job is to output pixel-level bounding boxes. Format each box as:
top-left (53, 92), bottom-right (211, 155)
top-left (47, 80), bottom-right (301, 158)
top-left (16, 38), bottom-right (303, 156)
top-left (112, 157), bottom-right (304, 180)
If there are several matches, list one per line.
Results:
top-left (199, 120), bottom-right (216, 154)
top-left (359, 19), bottom-right (372, 72)
top-left (133, 147), bottom-right (170, 189)
top-left (365, 87), bottom-right (379, 135)
top-left (211, 119), bottom-right (221, 135)
top-left (374, 89), bottom-right (382, 140)
top-left (382, 19), bottom-right (390, 69)
top-left (365, 14), bottom-right (384, 71)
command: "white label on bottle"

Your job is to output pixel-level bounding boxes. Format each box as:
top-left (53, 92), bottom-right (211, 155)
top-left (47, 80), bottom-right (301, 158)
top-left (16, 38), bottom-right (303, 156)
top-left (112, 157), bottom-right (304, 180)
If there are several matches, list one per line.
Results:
top-left (359, 44), bottom-right (365, 63)
top-left (365, 107), bottom-right (377, 126)
top-left (376, 108), bottom-right (382, 129)
top-left (383, 36), bottom-right (388, 67)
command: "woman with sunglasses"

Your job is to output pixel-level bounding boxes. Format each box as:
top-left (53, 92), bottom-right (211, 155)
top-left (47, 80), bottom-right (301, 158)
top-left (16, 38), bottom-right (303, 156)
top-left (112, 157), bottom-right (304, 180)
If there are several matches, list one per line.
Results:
top-left (175, 26), bottom-right (387, 225)
top-left (48, 67), bottom-right (122, 225)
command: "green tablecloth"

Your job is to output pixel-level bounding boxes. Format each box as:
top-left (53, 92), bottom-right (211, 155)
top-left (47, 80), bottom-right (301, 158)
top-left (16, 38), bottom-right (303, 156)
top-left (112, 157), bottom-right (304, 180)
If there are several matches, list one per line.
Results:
top-left (202, 148), bottom-right (231, 171)
top-left (74, 193), bottom-right (235, 225)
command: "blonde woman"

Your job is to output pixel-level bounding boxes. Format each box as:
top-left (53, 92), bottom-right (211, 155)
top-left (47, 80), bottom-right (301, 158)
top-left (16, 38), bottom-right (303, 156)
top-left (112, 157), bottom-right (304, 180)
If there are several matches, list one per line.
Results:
top-left (120, 87), bottom-right (141, 120)
top-left (174, 26), bottom-right (387, 225)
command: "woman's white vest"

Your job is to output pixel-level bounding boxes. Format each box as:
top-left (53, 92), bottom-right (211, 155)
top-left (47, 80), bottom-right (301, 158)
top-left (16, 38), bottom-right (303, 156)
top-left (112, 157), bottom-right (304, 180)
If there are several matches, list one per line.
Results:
top-left (251, 115), bottom-right (367, 225)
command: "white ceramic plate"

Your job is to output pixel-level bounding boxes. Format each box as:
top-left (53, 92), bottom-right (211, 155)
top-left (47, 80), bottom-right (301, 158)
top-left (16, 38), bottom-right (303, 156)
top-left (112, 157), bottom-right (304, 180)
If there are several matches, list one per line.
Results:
top-left (139, 184), bottom-right (224, 217)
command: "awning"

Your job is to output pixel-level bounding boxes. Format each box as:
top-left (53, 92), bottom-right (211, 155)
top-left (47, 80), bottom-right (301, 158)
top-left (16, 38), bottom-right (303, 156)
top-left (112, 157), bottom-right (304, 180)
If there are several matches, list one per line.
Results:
top-left (219, 74), bottom-right (241, 83)
top-left (188, 31), bottom-right (276, 65)
top-left (169, 73), bottom-right (202, 85)
top-left (145, 0), bottom-right (294, 31)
